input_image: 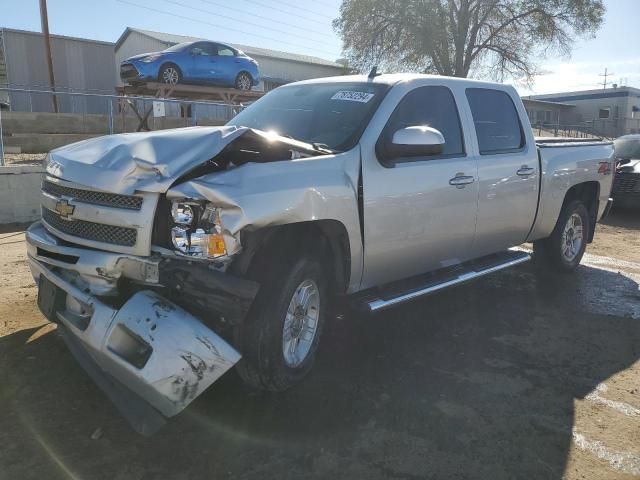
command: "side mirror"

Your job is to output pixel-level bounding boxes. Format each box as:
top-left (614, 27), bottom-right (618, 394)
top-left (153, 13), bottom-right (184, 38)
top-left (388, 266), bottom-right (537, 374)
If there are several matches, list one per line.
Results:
top-left (381, 126), bottom-right (445, 162)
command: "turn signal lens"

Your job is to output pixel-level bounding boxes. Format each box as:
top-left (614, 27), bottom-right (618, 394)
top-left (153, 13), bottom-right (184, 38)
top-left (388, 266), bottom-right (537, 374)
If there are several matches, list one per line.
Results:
top-left (207, 233), bottom-right (226, 257)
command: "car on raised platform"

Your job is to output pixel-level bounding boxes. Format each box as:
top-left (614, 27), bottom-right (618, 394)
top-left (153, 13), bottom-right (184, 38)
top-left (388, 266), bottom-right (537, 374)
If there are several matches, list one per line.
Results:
top-left (120, 41), bottom-right (260, 90)
top-left (28, 73), bottom-right (614, 434)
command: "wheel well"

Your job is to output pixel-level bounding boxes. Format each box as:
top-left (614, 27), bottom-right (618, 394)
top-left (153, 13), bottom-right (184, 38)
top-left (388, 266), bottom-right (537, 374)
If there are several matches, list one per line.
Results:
top-left (562, 181), bottom-right (600, 242)
top-left (230, 221), bottom-right (351, 294)
top-left (236, 71), bottom-right (252, 81)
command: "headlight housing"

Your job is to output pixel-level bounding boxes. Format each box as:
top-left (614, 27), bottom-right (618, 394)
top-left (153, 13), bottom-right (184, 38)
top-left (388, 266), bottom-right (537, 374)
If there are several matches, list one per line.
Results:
top-left (170, 202), bottom-right (227, 258)
top-left (140, 54), bottom-right (162, 63)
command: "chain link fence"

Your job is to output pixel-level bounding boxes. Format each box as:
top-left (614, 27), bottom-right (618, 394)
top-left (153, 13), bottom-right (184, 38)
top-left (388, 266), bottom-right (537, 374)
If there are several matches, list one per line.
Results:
top-left (0, 87), bottom-right (247, 166)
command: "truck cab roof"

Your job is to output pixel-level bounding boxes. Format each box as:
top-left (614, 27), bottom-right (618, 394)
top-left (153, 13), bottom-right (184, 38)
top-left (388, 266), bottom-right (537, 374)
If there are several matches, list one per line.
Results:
top-left (286, 73), bottom-right (518, 91)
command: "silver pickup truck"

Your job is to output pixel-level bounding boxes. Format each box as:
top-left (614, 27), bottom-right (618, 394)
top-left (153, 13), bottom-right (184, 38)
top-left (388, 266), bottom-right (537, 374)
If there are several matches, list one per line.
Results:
top-left (26, 74), bottom-right (614, 433)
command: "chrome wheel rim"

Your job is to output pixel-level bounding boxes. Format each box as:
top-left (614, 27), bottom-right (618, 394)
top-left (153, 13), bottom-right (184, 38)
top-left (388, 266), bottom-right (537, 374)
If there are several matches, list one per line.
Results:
top-left (162, 67), bottom-right (179, 84)
top-left (561, 213), bottom-right (583, 261)
top-left (237, 74), bottom-right (251, 90)
top-left (282, 279), bottom-right (320, 368)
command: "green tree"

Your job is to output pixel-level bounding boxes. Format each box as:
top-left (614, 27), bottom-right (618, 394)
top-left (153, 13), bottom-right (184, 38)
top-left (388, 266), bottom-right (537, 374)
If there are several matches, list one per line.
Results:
top-left (333, 0), bottom-right (605, 81)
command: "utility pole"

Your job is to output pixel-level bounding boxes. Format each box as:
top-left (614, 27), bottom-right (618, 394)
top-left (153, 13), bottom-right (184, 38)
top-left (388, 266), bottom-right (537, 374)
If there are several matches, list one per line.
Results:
top-left (39, 0), bottom-right (58, 113)
top-left (598, 67), bottom-right (614, 91)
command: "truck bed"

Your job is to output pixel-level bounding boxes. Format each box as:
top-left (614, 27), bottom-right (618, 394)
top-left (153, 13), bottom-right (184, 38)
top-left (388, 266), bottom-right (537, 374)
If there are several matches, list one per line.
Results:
top-left (535, 137), bottom-right (613, 147)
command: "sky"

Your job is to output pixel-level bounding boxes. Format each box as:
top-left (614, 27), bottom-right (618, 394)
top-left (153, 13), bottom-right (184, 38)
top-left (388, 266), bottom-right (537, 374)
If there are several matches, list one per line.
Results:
top-left (3, 0), bottom-right (639, 95)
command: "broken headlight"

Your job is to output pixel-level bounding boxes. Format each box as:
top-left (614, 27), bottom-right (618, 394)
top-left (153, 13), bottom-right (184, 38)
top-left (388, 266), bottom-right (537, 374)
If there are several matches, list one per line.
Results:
top-left (170, 202), bottom-right (227, 258)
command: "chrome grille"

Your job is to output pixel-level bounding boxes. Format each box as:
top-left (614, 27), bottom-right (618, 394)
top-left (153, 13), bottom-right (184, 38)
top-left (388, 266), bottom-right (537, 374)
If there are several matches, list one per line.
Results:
top-left (42, 180), bottom-right (143, 210)
top-left (42, 207), bottom-right (137, 247)
top-left (613, 174), bottom-right (640, 194)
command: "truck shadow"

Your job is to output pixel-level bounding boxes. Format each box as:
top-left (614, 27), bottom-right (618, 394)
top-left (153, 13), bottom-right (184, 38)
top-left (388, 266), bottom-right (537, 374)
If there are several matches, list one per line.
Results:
top-left (602, 207), bottom-right (640, 229)
top-left (0, 262), bottom-right (638, 479)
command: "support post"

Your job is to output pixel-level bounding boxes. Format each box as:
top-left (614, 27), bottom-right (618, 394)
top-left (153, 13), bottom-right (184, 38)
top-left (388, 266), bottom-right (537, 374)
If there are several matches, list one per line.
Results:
top-left (0, 105), bottom-right (4, 166)
top-left (108, 98), bottom-right (114, 134)
top-left (39, 0), bottom-right (58, 113)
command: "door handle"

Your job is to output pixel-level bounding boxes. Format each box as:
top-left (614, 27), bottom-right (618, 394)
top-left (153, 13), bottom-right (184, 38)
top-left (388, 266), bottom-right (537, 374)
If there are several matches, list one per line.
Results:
top-left (449, 174), bottom-right (475, 188)
top-left (516, 166), bottom-right (535, 177)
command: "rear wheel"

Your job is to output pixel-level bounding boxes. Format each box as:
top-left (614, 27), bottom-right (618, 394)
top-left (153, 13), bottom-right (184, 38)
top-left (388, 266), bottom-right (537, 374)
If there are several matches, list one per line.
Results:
top-left (236, 254), bottom-right (327, 391)
top-left (533, 199), bottom-right (589, 272)
top-left (159, 64), bottom-right (181, 85)
top-left (235, 72), bottom-right (252, 91)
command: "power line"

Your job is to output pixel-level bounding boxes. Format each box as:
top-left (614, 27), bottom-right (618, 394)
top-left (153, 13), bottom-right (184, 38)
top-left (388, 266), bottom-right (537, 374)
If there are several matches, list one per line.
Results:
top-left (159, 0), bottom-right (335, 49)
top-left (313, 0), bottom-right (342, 7)
top-left (271, 0), bottom-right (337, 19)
top-left (197, 0), bottom-right (334, 38)
top-left (115, 0), bottom-right (340, 58)
top-left (241, 0), bottom-right (333, 26)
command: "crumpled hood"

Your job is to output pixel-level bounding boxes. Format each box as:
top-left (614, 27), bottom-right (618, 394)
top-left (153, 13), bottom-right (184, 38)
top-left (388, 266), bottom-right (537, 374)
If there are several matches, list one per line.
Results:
top-left (46, 126), bottom-right (251, 195)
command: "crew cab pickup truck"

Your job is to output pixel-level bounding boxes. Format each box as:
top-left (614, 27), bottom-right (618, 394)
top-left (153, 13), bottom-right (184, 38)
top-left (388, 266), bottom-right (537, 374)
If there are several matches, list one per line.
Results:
top-left (27, 74), bottom-right (614, 434)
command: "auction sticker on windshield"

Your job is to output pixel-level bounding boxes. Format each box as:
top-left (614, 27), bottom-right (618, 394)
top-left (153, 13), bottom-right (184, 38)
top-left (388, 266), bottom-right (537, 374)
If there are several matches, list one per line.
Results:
top-left (331, 91), bottom-right (375, 103)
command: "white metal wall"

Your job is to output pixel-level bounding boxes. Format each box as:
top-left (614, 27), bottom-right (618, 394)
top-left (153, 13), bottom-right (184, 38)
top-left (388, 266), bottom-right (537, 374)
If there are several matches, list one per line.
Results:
top-left (2, 29), bottom-right (116, 113)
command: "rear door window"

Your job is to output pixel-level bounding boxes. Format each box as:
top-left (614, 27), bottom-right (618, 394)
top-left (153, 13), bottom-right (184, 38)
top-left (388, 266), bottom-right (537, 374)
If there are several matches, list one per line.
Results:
top-left (381, 86), bottom-right (465, 159)
top-left (466, 88), bottom-right (525, 154)
top-left (217, 45), bottom-right (235, 56)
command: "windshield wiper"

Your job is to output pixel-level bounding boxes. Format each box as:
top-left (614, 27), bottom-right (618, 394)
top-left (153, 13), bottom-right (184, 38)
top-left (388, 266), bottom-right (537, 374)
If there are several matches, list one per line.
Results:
top-left (311, 142), bottom-right (334, 154)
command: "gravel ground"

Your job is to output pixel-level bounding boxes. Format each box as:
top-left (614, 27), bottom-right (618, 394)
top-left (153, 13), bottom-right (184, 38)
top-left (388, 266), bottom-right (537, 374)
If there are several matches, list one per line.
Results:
top-left (0, 209), bottom-right (638, 480)
top-left (1, 153), bottom-right (47, 166)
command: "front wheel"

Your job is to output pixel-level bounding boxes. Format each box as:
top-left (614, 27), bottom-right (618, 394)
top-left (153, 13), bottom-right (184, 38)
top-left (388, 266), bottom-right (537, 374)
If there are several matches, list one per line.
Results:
top-left (533, 199), bottom-right (590, 272)
top-left (235, 72), bottom-right (252, 91)
top-left (159, 64), bottom-right (181, 85)
top-left (236, 255), bottom-right (327, 391)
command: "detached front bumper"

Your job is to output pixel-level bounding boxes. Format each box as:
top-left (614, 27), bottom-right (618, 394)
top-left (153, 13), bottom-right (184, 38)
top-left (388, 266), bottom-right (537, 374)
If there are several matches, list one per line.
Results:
top-left (26, 222), bottom-right (252, 435)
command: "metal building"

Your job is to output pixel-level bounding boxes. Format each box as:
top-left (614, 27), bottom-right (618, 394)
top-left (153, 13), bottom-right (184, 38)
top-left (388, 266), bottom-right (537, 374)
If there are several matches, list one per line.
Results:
top-left (530, 86), bottom-right (640, 138)
top-left (0, 28), bottom-right (116, 113)
top-left (521, 98), bottom-right (575, 130)
top-left (114, 28), bottom-right (346, 91)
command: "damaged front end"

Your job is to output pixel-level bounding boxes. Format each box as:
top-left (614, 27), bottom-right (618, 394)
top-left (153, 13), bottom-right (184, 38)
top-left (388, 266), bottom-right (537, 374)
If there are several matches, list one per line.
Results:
top-left (27, 222), bottom-right (258, 435)
top-left (28, 125), bottom-right (333, 433)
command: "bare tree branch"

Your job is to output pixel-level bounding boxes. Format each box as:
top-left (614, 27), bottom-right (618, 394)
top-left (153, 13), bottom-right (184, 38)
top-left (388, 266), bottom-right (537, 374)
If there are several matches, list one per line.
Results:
top-left (334, 0), bottom-right (605, 82)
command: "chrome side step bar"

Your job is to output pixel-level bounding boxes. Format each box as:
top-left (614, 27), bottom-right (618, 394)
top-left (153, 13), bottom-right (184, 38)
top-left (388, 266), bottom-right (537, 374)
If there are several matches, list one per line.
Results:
top-left (364, 250), bottom-right (531, 312)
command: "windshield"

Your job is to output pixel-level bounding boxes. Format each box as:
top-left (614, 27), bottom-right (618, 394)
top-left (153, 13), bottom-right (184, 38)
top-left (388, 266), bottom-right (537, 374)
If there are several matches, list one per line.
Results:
top-left (227, 82), bottom-right (389, 151)
top-left (164, 42), bottom-right (192, 52)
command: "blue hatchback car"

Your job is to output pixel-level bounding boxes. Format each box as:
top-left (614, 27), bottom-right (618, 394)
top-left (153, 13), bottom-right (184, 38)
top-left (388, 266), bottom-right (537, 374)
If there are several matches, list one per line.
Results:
top-left (120, 41), bottom-right (260, 90)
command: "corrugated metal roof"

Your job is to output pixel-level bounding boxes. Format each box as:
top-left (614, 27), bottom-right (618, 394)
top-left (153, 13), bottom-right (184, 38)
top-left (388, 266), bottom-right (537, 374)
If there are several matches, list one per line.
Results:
top-left (115, 27), bottom-right (343, 69)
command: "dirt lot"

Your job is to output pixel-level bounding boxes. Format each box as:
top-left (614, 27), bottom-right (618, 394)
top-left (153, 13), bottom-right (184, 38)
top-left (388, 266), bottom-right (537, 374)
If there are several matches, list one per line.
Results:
top-left (1, 153), bottom-right (47, 166)
top-left (0, 210), bottom-right (639, 480)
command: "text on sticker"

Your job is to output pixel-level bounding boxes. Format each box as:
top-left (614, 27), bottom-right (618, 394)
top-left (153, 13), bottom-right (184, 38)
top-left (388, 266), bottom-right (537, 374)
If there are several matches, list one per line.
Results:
top-left (331, 91), bottom-right (375, 103)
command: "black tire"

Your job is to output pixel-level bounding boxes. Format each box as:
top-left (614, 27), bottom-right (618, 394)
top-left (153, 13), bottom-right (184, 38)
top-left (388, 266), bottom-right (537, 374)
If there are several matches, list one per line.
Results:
top-left (533, 199), bottom-right (590, 273)
top-left (158, 64), bottom-right (182, 85)
top-left (235, 72), bottom-right (252, 91)
top-left (236, 254), bottom-right (328, 391)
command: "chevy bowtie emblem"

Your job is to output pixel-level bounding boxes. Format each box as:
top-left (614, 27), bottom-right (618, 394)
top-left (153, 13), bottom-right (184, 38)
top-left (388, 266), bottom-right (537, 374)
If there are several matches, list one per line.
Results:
top-left (54, 199), bottom-right (75, 218)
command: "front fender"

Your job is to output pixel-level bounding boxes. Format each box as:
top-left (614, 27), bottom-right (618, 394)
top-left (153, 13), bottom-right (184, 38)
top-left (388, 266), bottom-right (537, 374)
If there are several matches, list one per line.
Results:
top-left (167, 148), bottom-right (364, 292)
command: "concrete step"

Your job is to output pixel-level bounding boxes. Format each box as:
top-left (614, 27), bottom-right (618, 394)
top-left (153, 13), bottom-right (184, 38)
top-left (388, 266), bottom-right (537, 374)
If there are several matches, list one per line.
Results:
top-left (1, 112), bottom-right (111, 134)
top-left (1, 111), bottom-right (226, 135)
top-left (3, 133), bottom-right (101, 153)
